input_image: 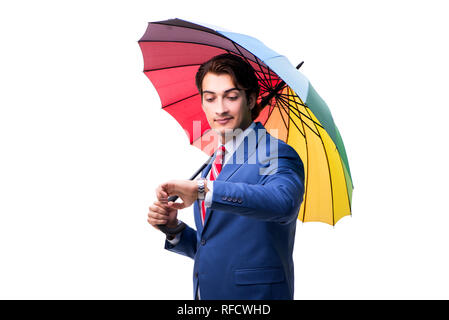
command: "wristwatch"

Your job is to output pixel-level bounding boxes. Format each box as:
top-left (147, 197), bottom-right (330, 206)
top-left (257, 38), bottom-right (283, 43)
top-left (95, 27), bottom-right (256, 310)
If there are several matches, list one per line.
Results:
top-left (197, 178), bottom-right (206, 200)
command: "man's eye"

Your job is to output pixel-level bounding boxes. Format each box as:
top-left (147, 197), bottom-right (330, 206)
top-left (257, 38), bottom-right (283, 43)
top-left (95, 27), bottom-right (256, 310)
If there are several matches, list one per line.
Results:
top-left (227, 96), bottom-right (238, 100)
top-left (205, 97), bottom-right (215, 102)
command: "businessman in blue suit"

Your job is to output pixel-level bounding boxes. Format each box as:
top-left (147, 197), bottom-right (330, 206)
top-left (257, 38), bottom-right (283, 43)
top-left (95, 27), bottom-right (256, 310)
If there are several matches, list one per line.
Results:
top-left (148, 54), bottom-right (304, 300)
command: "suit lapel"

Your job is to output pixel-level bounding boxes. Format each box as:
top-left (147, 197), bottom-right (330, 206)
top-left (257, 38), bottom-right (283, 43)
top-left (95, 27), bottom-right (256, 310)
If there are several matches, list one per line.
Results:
top-left (196, 153), bottom-right (215, 235)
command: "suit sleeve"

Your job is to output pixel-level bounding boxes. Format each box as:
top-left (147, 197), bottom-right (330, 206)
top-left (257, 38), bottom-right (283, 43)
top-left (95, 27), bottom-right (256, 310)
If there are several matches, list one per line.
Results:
top-left (164, 224), bottom-right (197, 259)
top-left (210, 145), bottom-right (305, 224)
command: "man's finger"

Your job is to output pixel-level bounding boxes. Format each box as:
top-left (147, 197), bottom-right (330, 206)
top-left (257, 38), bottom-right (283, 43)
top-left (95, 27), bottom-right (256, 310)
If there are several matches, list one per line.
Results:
top-left (161, 181), bottom-right (178, 196)
top-left (148, 211), bottom-right (169, 221)
top-left (156, 184), bottom-right (169, 201)
top-left (168, 201), bottom-right (185, 210)
top-left (154, 201), bottom-right (172, 210)
top-left (147, 217), bottom-right (168, 226)
top-left (149, 204), bottom-right (168, 215)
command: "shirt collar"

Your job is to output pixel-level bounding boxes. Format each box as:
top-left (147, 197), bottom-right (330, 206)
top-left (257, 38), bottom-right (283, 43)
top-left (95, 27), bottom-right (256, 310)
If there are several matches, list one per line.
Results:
top-left (219, 122), bottom-right (256, 165)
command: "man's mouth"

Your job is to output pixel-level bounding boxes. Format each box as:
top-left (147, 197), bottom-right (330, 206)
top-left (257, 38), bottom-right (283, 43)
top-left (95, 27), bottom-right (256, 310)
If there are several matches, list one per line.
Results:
top-left (215, 117), bottom-right (233, 124)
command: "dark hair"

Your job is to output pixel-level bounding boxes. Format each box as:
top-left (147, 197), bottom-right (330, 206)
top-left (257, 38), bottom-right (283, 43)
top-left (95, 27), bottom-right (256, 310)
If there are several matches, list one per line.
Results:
top-left (195, 53), bottom-right (262, 120)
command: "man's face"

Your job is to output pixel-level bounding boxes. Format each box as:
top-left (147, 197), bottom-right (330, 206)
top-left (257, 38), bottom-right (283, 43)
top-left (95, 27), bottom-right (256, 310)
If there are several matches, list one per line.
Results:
top-left (201, 72), bottom-right (255, 141)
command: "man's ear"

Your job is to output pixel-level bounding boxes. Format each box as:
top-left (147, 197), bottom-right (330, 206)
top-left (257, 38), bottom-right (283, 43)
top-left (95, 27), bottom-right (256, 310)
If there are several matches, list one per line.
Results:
top-left (248, 93), bottom-right (257, 110)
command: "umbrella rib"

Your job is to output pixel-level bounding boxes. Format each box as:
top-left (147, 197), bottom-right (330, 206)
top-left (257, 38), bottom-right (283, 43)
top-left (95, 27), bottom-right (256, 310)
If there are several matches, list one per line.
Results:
top-left (149, 20), bottom-right (231, 40)
top-left (275, 97), bottom-right (306, 138)
top-left (284, 89), bottom-right (291, 142)
top-left (259, 83), bottom-right (279, 102)
top-left (286, 90), bottom-right (291, 143)
top-left (282, 87), bottom-right (335, 223)
top-left (254, 55), bottom-right (274, 87)
top-left (258, 68), bottom-right (279, 96)
top-left (272, 95), bottom-right (306, 139)
top-left (144, 63), bottom-right (202, 72)
top-left (162, 92), bottom-right (199, 109)
top-left (276, 94), bottom-right (324, 132)
top-left (252, 55), bottom-right (274, 91)
top-left (254, 54), bottom-right (276, 77)
top-left (278, 89), bottom-right (309, 107)
top-left (230, 42), bottom-right (272, 90)
top-left (230, 41), bottom-right (257, 67)
top-left (283, 87), bottom-right (309, 222)
top-left (225, 46), bottom-right (270, 85)
top-left (277, 93), bottom-right (318, 126)
top-left (262, 57), bottom-right (274, 88)
top-left (222, 48), bottom-right (274, 92)
top-left (230, 43), bottom-right (283, 108)
top-left (276, 95), bottom-right (314, 136)
top-left (278, 91), bottom-right (337, 222)
top-left (273, 99), bottom-right (291, 134)
top-left (253, 68), bottom-right (272, 91)
top-left (301, 97), bottom-right (336, 225)
top-left (277, 90), bottom-right (322, 223)
top-left (225, 46), bottom-right (271, 81)
top-left (258, 81), bottom-right (272, 94)
top-left (259, 89), bottom-right (274, 104)
top-left (278, 92), bottom-right (308, 109)
top-left (140, 40), bottom-right (261, 66)
top-left (227, 41), bottom-right (278, 94)
top-left (259, 86), bottom-right (269, 95)
top-left (292, 98), bottom-right (309, 223)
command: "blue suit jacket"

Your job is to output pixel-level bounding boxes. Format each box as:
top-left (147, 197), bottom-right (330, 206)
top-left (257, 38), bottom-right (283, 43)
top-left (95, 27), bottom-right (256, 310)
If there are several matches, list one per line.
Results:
top-left (165, 122), bottom-right (305, 300)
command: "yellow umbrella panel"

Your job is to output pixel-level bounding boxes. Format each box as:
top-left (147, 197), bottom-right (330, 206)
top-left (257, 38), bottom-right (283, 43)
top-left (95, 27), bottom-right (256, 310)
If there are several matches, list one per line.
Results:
top-left (262, 86), bottom-right (353, 226)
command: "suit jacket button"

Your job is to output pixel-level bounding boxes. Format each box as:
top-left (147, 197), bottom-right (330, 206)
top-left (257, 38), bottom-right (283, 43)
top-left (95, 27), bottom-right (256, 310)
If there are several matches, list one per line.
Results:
top-left (201, 239), bottom-right (206, 246)
top-left (232, 198), bottom-right (237, 202)
top-left (227, 197), bottom-right (232, 201)
top-left (238, 199), bottom-right (242, 203)
top-left (221, 196), bottom-right (226, 201)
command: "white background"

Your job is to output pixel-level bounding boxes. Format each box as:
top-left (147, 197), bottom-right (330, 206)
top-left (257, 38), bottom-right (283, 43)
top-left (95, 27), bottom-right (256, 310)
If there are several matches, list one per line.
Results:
top-left (1, 0), bottom-right (448, 299)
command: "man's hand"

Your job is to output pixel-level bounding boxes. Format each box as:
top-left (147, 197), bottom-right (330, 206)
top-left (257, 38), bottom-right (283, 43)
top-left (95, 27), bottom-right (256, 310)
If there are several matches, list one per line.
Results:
top-left (156, 180), bottom-right (199, 210)
top-left (147, 200), bottom-right (178, 229)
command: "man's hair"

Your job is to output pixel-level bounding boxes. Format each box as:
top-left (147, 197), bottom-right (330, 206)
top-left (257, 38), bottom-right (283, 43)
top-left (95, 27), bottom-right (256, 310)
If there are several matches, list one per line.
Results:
top-left (195, 53), bottom-right (263, 120)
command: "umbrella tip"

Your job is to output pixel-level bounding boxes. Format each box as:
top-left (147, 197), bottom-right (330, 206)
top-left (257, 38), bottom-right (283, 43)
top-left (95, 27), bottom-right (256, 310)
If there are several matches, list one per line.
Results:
top-left (296, 61), bottom-right (304, 70)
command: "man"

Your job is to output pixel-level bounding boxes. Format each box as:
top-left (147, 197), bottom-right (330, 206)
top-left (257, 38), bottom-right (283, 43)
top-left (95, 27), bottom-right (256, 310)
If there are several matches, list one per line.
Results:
top-left (147, 54), bottom-right (304, 299)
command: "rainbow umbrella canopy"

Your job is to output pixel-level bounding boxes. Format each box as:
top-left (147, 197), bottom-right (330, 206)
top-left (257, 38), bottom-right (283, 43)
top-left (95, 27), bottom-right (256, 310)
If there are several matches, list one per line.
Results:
top-left (139, 18), bottom-right (353, 225)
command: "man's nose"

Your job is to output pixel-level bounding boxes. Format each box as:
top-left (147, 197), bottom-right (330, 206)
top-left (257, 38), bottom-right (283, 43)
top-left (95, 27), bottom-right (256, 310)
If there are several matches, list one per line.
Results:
top-left (215, 97), bottom-right (229, 114)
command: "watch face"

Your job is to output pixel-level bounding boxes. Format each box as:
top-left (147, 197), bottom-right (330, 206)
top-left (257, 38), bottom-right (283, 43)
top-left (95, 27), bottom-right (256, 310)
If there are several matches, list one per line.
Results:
top-left (198, 179), bottom-right (205, 200)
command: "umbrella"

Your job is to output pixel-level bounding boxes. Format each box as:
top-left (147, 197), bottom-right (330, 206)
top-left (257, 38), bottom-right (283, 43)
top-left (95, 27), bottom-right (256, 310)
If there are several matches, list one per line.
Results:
top-left (139, 18), bottom-right (353, 226)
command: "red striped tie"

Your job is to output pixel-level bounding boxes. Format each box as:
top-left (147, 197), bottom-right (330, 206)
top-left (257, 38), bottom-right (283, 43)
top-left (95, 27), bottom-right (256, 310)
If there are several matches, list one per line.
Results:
top-left (201, 144), bottom-right (226, 224)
